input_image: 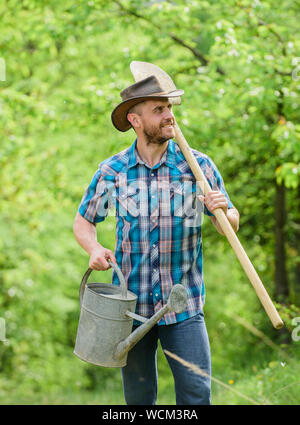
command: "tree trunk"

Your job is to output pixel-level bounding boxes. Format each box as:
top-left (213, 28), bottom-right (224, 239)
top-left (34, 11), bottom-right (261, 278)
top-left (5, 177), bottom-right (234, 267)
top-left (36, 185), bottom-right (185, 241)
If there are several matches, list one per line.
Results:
top-left (274, 180), bottom-right (289, 299)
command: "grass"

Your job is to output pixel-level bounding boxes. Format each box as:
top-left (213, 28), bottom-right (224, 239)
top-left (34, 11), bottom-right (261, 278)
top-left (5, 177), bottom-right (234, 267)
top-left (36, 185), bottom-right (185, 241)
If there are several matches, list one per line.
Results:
top-left (212, 357), bottom-right (300, 405)
top-left (1, 341), bottom-right (300, 405)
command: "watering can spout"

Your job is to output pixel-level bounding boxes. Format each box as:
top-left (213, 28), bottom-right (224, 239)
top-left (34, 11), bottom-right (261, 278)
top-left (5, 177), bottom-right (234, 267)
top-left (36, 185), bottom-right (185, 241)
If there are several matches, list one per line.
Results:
top-left (114, 284), bottom-right (187, 361)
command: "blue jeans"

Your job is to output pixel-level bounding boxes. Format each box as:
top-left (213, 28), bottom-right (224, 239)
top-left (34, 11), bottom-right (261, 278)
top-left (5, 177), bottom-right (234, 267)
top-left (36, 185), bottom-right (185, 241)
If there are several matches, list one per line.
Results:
top-left (121, 312), bottom-right (211, 405)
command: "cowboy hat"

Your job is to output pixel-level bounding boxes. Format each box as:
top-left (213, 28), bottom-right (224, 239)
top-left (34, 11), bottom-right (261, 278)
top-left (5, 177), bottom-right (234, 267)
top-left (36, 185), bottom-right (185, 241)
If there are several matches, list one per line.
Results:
top-left (111, 75), bottom-right (184, 132)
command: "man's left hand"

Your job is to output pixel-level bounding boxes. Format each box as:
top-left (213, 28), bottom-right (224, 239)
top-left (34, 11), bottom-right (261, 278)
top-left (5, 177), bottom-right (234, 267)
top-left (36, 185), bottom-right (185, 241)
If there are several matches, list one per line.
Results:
top-left (198, 190), bottom-right (228, 215)
top-left (198, 191), bottom-right (239, 235)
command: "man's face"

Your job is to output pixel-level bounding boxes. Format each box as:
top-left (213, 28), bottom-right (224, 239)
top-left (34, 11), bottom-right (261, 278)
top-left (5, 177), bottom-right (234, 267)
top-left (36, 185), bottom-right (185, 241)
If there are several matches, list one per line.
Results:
top-left (138, 99), bottom-right (175, 145)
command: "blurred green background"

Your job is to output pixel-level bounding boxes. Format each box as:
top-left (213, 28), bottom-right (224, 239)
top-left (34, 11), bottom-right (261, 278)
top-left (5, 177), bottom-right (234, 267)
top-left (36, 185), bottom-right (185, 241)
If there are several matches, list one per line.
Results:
top-left (0, 0), bottom-right (300, 405)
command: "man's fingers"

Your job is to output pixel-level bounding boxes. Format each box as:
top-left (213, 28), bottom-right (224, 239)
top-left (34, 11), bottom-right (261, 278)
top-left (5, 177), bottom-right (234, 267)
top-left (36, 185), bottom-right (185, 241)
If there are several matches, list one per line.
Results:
top-left (88, 245), bottom-right (117, 271)
top-left (198, 192), bottom-right (225, 201)
top-left (200, 191), bottom-right (230, 217)
top-left (206, 194), bottom-right (226, 202)
top-left (102, 250), bottom-right (117, 269)
top-left (207, 201), bottom-right (228, 212)
top-left (106, 250), bottom-right (117, 265)
top-left (198, 192), bottom-right (228, 213)
top-left (89, 259), bottom-right (107, 271)
top-left (89, 254), bottom-right (110, 271)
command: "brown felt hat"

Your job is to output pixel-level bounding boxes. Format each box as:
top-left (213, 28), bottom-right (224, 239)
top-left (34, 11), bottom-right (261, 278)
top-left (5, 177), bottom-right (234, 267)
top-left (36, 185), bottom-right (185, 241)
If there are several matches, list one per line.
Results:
top-left (111, 75), bottom-right (184, 132)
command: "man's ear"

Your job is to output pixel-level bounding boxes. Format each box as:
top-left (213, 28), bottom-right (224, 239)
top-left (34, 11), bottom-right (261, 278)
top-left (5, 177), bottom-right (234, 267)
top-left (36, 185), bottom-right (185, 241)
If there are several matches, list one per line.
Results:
top-left (127, 113), bottom-right (141, 129)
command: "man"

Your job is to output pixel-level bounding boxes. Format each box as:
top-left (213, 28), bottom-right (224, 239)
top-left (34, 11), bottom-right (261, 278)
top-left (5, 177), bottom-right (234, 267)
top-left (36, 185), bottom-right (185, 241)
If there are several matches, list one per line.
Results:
top-left (73, 75), bottom-right (239, 405)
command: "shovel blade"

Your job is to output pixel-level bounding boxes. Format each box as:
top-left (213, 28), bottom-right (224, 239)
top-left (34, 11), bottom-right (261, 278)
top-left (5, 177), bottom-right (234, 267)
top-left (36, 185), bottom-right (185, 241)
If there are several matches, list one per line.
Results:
top-left (130, 61), bottom-right (181, 105)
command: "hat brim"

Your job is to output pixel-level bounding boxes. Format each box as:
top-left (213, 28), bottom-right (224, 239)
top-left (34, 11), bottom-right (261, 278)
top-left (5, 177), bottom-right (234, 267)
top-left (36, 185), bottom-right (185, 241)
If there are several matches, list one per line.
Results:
top-left (111, 90), bottom-right (184, 132)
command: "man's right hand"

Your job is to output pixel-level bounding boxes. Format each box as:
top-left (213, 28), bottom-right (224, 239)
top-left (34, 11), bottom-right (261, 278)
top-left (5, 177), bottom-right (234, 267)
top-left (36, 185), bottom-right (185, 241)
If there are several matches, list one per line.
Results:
top-left (89, 244), bottom-right (117, 270)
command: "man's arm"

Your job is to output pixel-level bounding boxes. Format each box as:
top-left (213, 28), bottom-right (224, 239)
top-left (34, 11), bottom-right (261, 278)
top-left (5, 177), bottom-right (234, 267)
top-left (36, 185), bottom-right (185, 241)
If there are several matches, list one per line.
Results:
top-left (209, 207), bottom-right (239, 235)
top-left (73, 212), bottom-right (116, 270)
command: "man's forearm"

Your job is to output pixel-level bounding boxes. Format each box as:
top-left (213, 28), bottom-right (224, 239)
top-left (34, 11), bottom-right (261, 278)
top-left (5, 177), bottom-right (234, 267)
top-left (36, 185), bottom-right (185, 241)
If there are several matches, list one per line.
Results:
top-left (73, 212), bottom-right (102, 255)
top-left (73, 212), bottom-right (117, 270)
top-left (210, 208), bottom-right (239, 235)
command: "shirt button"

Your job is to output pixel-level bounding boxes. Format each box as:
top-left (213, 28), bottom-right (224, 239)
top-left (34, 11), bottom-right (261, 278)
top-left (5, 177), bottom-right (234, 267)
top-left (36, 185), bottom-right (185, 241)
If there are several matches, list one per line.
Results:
top-left (151, 173), bottom-right (155, 177)
top-left (150, 292), bottom-right (152, 296)
top-left (155, 293), bottom-right (159, 297)
top-left (152, 243), bottom-right (156, 247)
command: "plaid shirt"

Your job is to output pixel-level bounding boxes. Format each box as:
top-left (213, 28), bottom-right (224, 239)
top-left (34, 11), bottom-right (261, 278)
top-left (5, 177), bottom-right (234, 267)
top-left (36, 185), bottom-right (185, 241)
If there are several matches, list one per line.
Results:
top-left (78, 139), bottom-right (233, 325)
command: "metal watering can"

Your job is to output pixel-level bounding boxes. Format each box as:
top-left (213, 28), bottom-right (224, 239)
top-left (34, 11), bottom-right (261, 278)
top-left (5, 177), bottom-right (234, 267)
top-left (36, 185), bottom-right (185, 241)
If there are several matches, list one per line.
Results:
top-left (74, 260), bottom-right (187, 367)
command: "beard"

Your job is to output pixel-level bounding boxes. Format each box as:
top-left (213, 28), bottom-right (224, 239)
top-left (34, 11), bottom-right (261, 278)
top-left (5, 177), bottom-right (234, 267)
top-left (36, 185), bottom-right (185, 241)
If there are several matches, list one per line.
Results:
top-left (143, 119), bottom-right (175, 146)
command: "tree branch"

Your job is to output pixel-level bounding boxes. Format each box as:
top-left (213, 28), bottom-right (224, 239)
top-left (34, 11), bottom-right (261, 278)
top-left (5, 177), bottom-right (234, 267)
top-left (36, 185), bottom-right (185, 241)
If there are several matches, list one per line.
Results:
top-left (257, 19), bottom-right (287, 56)
top-left (113, 0), bottom-right (226, 76)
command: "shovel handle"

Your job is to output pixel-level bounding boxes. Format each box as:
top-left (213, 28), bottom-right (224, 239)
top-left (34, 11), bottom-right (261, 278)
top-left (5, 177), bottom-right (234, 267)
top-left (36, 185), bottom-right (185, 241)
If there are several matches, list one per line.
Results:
top-left (174, 123), bottom-right (284, 330)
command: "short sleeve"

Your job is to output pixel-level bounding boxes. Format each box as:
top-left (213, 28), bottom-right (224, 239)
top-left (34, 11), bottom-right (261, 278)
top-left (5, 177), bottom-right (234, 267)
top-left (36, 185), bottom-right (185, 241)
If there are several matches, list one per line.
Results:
top-left (78, 167), bottom-right (114, 224)
top-left (200, 156), bottom-right (234, 217)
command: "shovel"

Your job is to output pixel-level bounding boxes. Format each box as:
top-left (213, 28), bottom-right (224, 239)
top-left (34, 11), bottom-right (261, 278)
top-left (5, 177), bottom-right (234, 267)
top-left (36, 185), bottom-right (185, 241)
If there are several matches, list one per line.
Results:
top-left (130, 61), bottom-right (283, 330)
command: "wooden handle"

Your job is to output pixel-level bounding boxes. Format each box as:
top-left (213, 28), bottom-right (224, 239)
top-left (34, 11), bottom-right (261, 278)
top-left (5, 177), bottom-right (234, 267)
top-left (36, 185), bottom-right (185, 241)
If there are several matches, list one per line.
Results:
top-left (174, 124), bottom-right (284, 330)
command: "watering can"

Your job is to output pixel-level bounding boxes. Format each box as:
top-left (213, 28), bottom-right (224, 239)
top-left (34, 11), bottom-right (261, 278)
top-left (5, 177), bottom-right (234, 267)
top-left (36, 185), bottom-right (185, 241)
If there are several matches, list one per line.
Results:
top-left (74, 260), bottom-right (187, 367)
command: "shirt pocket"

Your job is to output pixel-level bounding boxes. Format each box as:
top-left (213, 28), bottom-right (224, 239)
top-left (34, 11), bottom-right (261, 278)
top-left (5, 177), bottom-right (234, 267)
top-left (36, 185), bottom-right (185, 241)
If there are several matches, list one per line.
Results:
top-left (117, 187), bottom-right (142, 219)
top-left (169, 177), bottom-right (201, 219)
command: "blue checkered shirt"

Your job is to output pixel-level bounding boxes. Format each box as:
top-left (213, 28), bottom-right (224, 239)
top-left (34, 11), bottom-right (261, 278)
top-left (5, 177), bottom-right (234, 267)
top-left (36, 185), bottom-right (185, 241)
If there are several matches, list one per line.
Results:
top-left (78, 139), bottom-right (234, 325)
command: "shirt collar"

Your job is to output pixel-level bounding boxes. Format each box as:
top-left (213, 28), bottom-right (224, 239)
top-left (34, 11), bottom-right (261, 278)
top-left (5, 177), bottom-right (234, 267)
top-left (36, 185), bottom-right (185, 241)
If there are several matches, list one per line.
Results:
top-left (127, 138), bottom-right (176, 169)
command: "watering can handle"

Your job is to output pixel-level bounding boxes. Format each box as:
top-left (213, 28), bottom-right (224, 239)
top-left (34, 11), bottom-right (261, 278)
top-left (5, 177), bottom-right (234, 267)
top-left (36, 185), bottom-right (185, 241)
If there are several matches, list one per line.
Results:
top-left (79, 260), bottom-right (127, 307)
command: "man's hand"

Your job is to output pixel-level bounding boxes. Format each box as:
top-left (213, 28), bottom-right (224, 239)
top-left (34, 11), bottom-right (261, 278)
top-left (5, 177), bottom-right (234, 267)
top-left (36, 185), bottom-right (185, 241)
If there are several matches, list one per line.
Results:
top-left (198, 190), bottom-right (228, 215)
top-left (89, 244), bottom-right (117, 271)
top-left (198, 190), bottom-right (239, 235)
top-left (89, 243), bottom-right (117, 270)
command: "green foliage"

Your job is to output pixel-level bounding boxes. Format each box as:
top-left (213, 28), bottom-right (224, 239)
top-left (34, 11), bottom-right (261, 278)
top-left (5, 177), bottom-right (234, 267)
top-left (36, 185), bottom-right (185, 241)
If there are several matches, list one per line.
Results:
top-left (0, 0), bottom-right (300, 404)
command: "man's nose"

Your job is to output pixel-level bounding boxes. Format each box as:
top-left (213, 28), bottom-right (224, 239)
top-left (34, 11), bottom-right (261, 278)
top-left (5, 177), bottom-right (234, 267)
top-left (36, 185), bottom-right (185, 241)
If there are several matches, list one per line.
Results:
top-left (163, 108), bottom-right (174, 121)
